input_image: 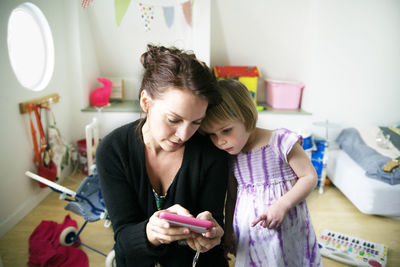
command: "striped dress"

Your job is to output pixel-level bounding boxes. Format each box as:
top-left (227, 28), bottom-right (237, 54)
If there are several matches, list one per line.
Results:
top-left (232, 129), bottom-right (322, 267)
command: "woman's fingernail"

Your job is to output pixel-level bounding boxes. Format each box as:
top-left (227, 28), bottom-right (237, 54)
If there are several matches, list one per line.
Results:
top-left (183, 229), bottom-right (189, 234)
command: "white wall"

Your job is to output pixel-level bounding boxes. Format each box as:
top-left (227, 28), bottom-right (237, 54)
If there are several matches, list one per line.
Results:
top-left (211, 0), bottom-right (400, 128)
top-left (306, 0), bottom-right (400, 125)
top-left (0, 0), bottom-right (107, 237)
top-left (85, 0), bottom-right (211, 100)
top-left (0, 0), bottom-right (77, 237)
top-left (71, 0), bottom-right (211, 140)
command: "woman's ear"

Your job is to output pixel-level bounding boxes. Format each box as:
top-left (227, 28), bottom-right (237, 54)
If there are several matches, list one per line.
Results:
top-left (139, 90), bottom-right (151, 113)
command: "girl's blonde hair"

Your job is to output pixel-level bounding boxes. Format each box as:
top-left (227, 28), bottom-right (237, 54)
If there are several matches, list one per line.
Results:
top-left (200, 79), bottom-right (258, 133)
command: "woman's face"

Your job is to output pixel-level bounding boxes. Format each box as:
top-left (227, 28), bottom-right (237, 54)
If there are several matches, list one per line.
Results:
top-left (141, 87), bottom-right (208, 152)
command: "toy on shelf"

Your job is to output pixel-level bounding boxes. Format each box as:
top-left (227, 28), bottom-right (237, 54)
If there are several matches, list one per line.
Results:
top-left (90, 77), bottom-right (112, 107)
top-left (109, 78), bottom-right (125, 103)
top-left (265, 80), bottom-right (304, 110)
top-left (213, 66), bottom-right (260, 105)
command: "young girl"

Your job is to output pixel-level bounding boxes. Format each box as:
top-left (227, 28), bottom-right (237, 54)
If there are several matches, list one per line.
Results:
top-left (200, 79), bottom-right (322, 267)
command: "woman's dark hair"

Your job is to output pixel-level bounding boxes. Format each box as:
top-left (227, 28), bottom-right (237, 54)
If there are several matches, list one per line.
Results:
top-left (139, 44), bottom-right (219, 105)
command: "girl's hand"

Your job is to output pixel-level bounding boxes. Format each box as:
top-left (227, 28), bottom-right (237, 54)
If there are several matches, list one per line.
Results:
top-left (186, 211), bottom-right (224, 253)
top-left (146, 204), bottom-right (192, 246)
top-left (251, 201), bottom-right (289, 229)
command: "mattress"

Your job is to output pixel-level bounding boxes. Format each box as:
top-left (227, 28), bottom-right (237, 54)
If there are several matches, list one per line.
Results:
top-left (327, 149), bottom-right (400, 219)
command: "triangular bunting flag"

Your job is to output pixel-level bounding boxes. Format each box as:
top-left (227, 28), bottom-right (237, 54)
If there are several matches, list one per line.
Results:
top-left (163, 6), bottom-right (175, 29)
top-left (115, 0), bottom-right (131, 26)
top-left (182, 1), bottom-right (192, 27)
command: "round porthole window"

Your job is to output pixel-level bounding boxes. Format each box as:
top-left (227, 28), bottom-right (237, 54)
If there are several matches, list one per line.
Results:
top-left (7, 2), bottom-right (54, 91)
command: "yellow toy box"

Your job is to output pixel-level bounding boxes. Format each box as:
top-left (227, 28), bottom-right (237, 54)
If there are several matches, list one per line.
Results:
top-left (213, 66), bottom-right (260, 105)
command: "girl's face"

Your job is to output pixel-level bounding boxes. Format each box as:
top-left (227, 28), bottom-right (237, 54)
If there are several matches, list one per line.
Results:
top-left (203, 120), bottom-right (250, 155)
top-left (141, 87), bottom-right (208, 152)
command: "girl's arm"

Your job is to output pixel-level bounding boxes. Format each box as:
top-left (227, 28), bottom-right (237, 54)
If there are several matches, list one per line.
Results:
top-left (252, 142), bottom-right (317, 229)
top-left (277, 142), bottom-right (318, 211)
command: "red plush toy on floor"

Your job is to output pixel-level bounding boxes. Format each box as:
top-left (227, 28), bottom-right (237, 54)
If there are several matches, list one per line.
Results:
top-left (28, 214), bottom-right (88, 267)
top-left (90, 77), bottom-right (112, 107)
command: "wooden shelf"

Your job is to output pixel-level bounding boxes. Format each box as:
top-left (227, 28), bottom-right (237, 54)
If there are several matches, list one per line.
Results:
top-left (257, 104), bottom-right (311, 115)
top-left (81, 100), bottom-right (141, 113)
top-left (81, 100), bottom-right (310, 115)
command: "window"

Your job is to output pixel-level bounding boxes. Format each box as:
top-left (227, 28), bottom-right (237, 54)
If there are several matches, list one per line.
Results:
top-left (7, 2), bottom-right (54, 91)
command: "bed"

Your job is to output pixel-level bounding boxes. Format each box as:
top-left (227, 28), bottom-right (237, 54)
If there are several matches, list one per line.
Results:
top-left (326, 125), bottom-right (400, 219)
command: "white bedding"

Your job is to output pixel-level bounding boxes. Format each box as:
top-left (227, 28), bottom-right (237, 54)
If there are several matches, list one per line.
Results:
top-left (327, 144), bottom-right (400, 219)
top-left (327, 150), bottom-right (400, 219)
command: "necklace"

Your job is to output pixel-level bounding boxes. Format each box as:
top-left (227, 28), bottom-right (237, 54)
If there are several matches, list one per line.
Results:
top-left (152, 188), bottom-right (167, 210)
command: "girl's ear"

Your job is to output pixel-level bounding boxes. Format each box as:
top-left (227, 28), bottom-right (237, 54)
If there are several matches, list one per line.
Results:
top-left (139, 90), bottom-right (151, 113)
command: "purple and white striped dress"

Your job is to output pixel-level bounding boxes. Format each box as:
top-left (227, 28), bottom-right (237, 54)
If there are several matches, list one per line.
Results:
top-left (232, 129), bottom-right (322, 267)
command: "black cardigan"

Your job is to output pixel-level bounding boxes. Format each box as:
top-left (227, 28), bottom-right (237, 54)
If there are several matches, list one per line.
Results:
top-left (96, 120), bottom-right (229, 267)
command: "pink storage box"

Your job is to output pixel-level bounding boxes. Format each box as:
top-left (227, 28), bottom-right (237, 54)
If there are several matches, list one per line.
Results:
top-left (265, 80), bottom-right (304, 110)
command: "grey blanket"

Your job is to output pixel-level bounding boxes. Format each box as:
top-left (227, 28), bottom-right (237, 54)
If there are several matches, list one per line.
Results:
top-left (336, 128), bottom-right (400, 185)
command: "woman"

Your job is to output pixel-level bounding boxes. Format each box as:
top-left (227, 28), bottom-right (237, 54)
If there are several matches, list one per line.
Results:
top-left (96, 45), bottom-right (229, 266)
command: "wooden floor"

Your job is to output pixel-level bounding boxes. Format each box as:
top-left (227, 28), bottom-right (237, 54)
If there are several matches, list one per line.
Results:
top-left (0, 173), bottom-right (399, 266)
top-left (308, 184), bottom-right (400, 267)
top-left (0, 173), bottom-right (114, 267)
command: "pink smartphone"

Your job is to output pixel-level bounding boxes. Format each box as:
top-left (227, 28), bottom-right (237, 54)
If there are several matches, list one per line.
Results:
top-left (159, 211), bottom-right (214, 233)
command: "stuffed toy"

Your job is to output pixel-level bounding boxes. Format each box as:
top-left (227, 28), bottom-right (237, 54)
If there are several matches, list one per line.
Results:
top-left (90, 77), bottom-right (112, 107)
top-left (28, 214), bottom-right (88, 267)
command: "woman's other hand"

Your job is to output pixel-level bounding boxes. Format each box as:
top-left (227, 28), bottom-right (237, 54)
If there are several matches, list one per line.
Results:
top-left (146, 204), bottom-right (192, 246)
top-left (186, 211), bottom-right (224, 253)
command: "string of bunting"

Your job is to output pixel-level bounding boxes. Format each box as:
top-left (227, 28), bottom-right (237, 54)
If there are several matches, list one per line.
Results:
top-left (82, 0), bottom-right (193, 30)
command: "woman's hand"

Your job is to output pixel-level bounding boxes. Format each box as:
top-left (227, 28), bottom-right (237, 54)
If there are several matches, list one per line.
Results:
top-left (146, 204), bottom-right (192, 246)
top-left (251, 200), bottom-right (289, 229)
top-left (186, 211), bottom-right (224, 253)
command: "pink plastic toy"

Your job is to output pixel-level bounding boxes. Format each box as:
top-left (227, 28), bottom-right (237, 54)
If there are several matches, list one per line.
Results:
top-left (265, 80), bottom-right (304, 110)
top-left (90, 77), bottom-right (112, 107)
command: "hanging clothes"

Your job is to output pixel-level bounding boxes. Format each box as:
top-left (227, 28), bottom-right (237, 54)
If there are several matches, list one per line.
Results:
top-left (28, 104), bottom-right (57, 187)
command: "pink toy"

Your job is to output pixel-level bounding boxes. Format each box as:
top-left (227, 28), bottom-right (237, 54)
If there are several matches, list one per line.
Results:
top-left (90, 77), bottom-right (112, 106)
top-left (265, 79), bottom-right (304, 110)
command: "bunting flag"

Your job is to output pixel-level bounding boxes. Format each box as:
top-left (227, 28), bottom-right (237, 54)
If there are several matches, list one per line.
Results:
top-left (113, 0), bottom-right (193, 29)
top-left (163, 7), bottom-right (175, 29)
top-left (181, 1), bottom-right (192, 27)
top-left (115, 0), bottom-right (132, 26)
top-left (139, 2), bottom-right (154, 32)
top-left (82, 0), bottom-right (94, 9)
